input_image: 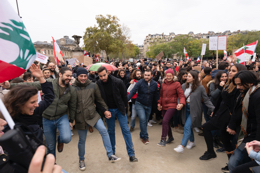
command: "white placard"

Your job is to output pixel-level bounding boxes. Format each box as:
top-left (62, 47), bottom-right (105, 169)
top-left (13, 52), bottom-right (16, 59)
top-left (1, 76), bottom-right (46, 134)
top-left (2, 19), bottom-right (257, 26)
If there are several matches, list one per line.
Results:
top-left (201, 43), bottom-right (207, 55)
top-left (218, 36), bottom-right (227, 50)
top-left (36, 52), bottom-right (48, 64)
top-left (209, 37), bottom-right (218, 50)
top-left (67, 58), bottom-right (77, 67)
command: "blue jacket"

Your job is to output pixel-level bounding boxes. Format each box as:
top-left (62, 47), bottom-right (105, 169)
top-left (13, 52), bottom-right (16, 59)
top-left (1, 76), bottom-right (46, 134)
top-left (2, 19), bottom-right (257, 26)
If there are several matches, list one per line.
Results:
top-left (127, 79), bottom-right (159, 106)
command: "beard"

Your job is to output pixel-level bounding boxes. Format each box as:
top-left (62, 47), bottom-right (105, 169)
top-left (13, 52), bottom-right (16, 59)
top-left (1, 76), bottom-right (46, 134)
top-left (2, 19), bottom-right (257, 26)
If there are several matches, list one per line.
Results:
top-left (134, 76), bottom-right (141, 80)
top-left (62, 79), bottom-right (70, 86)
top-left (50, 69), bottom-right (55, 72)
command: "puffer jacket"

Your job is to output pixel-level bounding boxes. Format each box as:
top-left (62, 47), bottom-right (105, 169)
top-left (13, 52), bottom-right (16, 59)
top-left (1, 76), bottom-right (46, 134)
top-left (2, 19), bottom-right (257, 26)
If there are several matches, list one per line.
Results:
top-left (72, 79), bottom-right (108, 129)
top-left (158, 77), bottom-right (186, 110)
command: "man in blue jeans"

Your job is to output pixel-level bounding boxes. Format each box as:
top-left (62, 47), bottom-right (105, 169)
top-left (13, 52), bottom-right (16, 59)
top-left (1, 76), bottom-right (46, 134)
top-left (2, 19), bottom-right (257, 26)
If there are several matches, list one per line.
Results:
top-left (7, 67), bottom-right (77, 158)
top-left (96, 66), bottom-right (138, 162)
top-left (72, 68), bottom-right (121, 170)
top-left (127, 70), bottom-right (159, 145)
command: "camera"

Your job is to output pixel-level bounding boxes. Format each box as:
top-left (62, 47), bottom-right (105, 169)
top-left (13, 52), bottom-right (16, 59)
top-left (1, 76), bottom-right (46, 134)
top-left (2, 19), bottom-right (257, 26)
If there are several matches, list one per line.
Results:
top-left (0, 125), bottom-right (43, 171)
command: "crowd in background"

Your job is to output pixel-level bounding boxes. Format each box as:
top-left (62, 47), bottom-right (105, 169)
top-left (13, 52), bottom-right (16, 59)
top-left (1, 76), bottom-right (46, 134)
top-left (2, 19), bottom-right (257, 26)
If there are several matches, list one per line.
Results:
top-left (0, 57), bottom-right (260, 173)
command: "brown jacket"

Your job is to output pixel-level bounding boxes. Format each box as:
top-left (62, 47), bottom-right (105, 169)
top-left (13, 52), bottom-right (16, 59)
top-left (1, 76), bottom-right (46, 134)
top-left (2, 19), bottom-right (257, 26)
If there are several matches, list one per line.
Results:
top-left (202, 75), bottom-right (212, 95)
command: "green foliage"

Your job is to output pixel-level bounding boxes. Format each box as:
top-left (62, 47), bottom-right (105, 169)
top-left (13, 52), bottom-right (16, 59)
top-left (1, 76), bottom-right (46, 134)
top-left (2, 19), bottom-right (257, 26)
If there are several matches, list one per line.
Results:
top-left (146, 31), bottom-right (260, 60)
top-left (83, 14), bottom-right (136, 59)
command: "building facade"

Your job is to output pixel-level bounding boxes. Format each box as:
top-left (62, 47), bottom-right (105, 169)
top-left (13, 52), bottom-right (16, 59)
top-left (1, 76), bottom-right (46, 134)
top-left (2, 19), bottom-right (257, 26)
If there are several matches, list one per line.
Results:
top-left (33, 36), bottom-right (77, 62)
top-left (143, 30), bottom-right (244, 58)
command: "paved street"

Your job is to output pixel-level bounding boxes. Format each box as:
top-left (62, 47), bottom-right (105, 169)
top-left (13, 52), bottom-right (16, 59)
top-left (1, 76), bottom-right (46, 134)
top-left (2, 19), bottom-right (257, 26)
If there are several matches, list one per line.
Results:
top-left (56, 118), bottom-right (227, 173)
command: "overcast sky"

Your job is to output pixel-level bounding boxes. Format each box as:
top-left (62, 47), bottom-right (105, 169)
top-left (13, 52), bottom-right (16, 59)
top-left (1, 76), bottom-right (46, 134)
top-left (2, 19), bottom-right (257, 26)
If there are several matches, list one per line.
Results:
top-left (8, 0), bottom-right (259, 46)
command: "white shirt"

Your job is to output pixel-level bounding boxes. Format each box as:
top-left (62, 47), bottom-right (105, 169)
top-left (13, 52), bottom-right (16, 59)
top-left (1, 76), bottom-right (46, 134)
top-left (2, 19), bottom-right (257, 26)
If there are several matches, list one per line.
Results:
top-left (184, 83), bottom-right (192, 102)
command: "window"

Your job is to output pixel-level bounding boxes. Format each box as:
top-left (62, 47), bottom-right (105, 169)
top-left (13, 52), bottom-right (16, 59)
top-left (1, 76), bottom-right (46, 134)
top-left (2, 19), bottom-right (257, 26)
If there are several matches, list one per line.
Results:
top-left (48, 50), bottom-right (50, 55)
top-left (51, 50), bottom-right (53, 55)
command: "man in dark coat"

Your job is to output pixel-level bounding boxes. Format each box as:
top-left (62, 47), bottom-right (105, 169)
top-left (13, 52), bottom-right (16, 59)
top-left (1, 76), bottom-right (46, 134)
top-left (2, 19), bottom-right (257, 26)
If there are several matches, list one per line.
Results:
top-left (96, 66), bottom-right (138, 162)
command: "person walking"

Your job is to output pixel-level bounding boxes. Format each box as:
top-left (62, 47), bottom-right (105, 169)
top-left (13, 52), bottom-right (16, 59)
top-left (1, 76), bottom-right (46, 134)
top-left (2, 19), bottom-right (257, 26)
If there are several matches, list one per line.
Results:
top-left (127, 70), bottom-right (159, 145)
top-left (72, 68), bottom-right (121, 170)
top-left (174, 70), bottom-right (214, 153)
top-left (96, 67), bottom-right (138, 162)
top-left (157, 69), bottom-right (186, 146)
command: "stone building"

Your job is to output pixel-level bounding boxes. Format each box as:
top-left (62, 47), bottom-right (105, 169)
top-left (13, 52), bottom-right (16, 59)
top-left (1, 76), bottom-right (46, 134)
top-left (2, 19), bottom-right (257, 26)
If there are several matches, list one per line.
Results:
top-left (143, 30), bottom-right (245, 58)
top-left (33, 36), bottom-right (77, 61)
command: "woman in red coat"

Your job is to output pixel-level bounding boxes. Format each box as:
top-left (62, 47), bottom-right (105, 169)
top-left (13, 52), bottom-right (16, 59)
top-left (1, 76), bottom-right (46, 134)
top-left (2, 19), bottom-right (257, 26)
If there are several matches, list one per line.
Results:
top-left (157, 69), bottom-right (186, 146)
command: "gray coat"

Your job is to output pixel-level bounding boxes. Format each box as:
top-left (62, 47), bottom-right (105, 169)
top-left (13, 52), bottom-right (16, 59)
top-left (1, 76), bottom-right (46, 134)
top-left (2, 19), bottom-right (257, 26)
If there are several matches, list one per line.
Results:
top-left (181, 83), bottom-right (215, 128)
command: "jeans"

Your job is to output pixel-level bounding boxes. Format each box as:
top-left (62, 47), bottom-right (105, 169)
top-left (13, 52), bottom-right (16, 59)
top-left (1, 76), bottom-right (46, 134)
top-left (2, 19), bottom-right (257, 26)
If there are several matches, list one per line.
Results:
top-left (106, 108), bottom-right (135, 157)
top-left (130, 103), bottom-right (137, 128)
top-left (181, 104), bottom-right (194, 147)
top-left (77, 118), bottom-right (113, 161)
top-left (231, 160), bottom-right (258, 173)
top-left (228, 143), bottom-right (252, 171)
top-left (161, 108), bottom-right (176, 140)
top-left (42, 114), bottom-right (71, 157)
top-left (135, 101), bottom-right (152, 140)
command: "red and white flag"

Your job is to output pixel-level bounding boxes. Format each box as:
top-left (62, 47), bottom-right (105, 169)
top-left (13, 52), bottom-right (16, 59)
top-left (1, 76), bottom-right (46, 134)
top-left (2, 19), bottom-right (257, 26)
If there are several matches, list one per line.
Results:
top-left (235, 41), bottom-right (258, 65)
top-left (223, 50), bottom-right (227, 61)
top-left (52, 37), bottom-right (64, 65)
top-left (0, 0), bottom-right (36, 83)
top-left (184, 47), bottom-right (189, 60)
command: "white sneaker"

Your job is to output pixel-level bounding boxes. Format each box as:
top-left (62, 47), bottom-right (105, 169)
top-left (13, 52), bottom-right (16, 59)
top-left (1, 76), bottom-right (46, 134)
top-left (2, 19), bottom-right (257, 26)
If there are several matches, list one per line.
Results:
top-left (71, 131), bottom-right (74, 136)
top-left (149, 120), bottom-right (157, 124)
top-left (174, 145), bottom-right (184, 153)
top-left (194, 127), bottom-right (200, 133)
top-left (186, 142), bottom-right (195, 149)
top-left (147, 122), bottom-right (153, 127)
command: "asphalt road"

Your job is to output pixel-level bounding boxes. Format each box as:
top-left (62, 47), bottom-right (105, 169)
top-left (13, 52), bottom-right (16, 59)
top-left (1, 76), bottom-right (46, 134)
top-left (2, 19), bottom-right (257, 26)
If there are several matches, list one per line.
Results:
top-left (56, 118), bottom-right (228, 173)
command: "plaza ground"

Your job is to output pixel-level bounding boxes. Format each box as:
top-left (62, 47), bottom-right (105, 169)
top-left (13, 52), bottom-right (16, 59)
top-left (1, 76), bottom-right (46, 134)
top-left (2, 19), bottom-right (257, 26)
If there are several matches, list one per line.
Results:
top-left (56, 118), bottom-right (228, 173)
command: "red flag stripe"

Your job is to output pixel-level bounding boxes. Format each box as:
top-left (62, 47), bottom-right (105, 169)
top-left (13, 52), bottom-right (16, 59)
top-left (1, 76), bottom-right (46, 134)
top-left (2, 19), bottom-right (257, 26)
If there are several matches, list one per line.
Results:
top-left (0, 60), bottom-right (26, 83)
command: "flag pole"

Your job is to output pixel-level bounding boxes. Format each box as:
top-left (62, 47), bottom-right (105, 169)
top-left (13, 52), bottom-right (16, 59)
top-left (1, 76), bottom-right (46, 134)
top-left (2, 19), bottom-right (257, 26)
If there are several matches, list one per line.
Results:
top-left (216, 36), bottom-right (219, 69)
top-left (16, 0), bottom-right (22, 18)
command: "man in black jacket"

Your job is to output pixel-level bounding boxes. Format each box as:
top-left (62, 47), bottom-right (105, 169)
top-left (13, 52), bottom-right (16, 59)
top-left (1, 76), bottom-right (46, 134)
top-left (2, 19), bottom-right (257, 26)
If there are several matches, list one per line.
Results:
top-left (88, 71), bottom-right (98, 83)
top-left (96, 66), bottom-right (138, 162)
top-left (228, 71), bottom-right (260, 172)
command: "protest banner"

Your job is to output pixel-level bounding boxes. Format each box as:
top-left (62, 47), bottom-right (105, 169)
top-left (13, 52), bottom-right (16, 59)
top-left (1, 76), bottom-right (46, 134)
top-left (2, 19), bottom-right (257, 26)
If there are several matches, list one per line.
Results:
top-left (156, 51), bottom-right (164, 60)
top-left (209, 36), bottom-right (227, 68)
top-left (36, 52), bottom-right (48, 64)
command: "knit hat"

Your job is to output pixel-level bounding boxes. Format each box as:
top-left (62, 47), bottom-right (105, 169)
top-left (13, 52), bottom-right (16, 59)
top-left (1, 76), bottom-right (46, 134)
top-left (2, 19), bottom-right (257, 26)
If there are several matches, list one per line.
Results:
top-left (165, 68), bottom-right (174, 76)
top-left (76, 67), bottom-right (88, 77)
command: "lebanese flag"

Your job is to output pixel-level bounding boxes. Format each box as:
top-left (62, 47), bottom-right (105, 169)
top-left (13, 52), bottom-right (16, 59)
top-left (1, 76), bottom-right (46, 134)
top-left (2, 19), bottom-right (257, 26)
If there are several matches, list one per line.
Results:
top-left (0, 0), bottom-right (36, 83)
top-left (223, 50), bottom-right (227, 61)
top-left (52, 37), bottom-right (64, 65)
top-left (84, 51), bottom-right (88, 56)
top-left (183, 47), bottom-right (189, 60)
top-left (235, 41), bottom-right (258, 65)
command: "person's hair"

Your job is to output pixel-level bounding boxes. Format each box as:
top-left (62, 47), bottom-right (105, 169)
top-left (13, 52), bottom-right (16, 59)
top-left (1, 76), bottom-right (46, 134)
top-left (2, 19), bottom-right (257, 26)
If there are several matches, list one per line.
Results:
top-left (42, 68), bottom-right (51, 73)
top-left (10, 77), bottom-right (24, 83)
top-left (249, 62), bottom-right (256, 70)
top-left (186, 70), bottom-right (200, 92)
top-left (186, 65), bottom-right (192, 72)
top-left (97, 66), bottom-right (107, 73)
top-left (214, 71), bottom-right (228, 89)
top-left (212, 64), bottom-right (216, 69)
top-left (204, 67), bottom-right (212, 75)
top-left (225, 64), bottom-right (247, 93)
top-left (218, 62), bottom-right (229, 70)
top-left (3, 85), bottom-right (38, 118)
top-left (130, 69), bottom-right (143, 80)
top-left (23, 72), bottom-right (32, 81)
top-left (117, 69), bottom-right (126, 77)
top-left (59, 67), bottom-right (71, 75)
top-left (177, 70), bottom-right (188, 85)
top-left (144, 69), bottom-right (152, 74)
top-left (232, 71), bottom-right (259, 87)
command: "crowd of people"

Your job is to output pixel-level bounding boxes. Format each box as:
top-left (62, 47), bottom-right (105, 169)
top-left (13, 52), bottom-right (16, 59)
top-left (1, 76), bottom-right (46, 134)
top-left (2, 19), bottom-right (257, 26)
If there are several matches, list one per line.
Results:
top-left (0, 57), bottom-right (260, 173)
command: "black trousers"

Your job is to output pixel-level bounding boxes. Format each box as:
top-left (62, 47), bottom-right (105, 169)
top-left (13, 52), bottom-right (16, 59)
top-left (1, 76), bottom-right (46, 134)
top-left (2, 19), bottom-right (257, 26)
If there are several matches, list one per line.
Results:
top-left (232, 160), bottom-right (258, 173)
top-left (202, 120), bottom-right (234, 154)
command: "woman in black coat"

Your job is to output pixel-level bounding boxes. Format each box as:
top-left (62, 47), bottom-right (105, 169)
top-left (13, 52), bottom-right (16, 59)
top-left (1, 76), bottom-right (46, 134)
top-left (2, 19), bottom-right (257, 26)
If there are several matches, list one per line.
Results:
top-left (200, 64), bottom-right (247, 171)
